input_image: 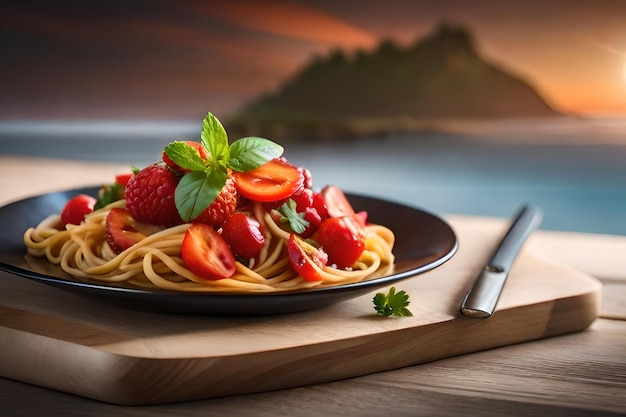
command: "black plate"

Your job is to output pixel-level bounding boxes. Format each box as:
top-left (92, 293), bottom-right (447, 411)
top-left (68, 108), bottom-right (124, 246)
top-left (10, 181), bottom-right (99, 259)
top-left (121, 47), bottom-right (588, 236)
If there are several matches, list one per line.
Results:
top-left (0, 187), bottom-right (457, 315)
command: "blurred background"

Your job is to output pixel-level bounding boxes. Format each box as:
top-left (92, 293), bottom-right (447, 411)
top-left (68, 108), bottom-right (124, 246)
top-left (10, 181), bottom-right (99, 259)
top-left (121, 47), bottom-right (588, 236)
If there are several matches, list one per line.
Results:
top-left (1, 0), bottom-right (625, 235)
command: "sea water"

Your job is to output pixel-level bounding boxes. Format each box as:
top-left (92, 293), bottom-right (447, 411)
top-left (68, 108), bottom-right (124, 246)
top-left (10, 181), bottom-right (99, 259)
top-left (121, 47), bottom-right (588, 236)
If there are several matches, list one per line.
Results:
top-left (1, 117), bottom-right (625, 236)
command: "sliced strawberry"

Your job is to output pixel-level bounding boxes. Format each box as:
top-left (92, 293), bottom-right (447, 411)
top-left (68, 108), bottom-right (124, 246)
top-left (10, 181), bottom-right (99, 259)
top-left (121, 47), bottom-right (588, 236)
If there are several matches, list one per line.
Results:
top-left (287, 234), bottom-right (328, 282)
top-left (234, 158), bottom-right (304, 203)
top-left (182, 223), bottom-right (236, 280)
top-left (191, 176), bottom-right (238, 229)
top-left (124, 164), bottom-right (183, 227)
top-left (105, 208), bottom-right (162, 254)
top-left (321, 185), bottom-right (355, 218)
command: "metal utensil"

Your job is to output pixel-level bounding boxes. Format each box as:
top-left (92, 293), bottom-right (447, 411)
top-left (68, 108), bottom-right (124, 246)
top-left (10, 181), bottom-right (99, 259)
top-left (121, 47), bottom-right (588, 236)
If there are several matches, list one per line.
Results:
top-left (460, 204), bottom-right (543, 319)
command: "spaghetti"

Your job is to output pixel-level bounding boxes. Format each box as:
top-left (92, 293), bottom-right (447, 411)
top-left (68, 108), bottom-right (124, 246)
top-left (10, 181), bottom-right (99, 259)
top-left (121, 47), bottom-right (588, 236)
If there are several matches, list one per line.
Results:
top-left (24, 199), bottom-right (395, 293)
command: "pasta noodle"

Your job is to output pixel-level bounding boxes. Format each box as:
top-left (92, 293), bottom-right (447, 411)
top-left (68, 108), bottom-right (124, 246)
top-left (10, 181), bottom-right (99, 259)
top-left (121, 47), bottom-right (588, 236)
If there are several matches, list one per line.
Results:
top-left (24, 200), bottom-right (395, 293)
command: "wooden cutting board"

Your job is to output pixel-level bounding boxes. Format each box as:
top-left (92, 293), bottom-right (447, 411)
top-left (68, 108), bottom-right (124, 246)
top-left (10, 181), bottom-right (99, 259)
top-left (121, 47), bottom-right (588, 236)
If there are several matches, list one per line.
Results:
top-left (0, 217), bottom-right (601, 405)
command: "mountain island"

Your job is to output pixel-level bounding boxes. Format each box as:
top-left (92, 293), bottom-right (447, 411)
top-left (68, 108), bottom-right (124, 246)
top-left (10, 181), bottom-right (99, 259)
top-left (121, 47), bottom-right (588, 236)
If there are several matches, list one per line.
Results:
top-left (226, 23), bottom-right (560, 141)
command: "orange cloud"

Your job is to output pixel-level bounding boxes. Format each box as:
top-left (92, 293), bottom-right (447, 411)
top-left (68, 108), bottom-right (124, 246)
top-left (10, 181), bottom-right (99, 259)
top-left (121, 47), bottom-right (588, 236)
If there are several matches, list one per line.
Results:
top-left (194, 0), bottom-right (377, 49)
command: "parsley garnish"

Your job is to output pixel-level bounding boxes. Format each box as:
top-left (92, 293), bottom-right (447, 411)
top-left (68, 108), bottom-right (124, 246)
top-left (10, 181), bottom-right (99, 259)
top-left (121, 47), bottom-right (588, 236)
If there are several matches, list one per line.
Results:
top-left (373, 287), bottom-right (413, 317)
top-left (163, 112), bottom-right (284, 222)
top-left (278, 199), bottom-right (309, 234)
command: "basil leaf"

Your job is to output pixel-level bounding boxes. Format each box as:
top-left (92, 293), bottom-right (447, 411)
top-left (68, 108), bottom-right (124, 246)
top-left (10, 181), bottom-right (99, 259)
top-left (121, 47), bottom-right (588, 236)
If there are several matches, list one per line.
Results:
top-left (163, 141), bottom-right (206, 171)
top-left (228, 136), bottom-right (284, 172)
top-left (174, 168), bottom-right (227, 222)
top-left (201, 112), bottom-right (229, 165)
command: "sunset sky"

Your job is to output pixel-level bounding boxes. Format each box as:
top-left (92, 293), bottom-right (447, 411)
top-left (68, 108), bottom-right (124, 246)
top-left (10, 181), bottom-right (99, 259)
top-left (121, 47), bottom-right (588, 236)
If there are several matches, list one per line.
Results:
top-left (2, 0), bottom-right (626, 120)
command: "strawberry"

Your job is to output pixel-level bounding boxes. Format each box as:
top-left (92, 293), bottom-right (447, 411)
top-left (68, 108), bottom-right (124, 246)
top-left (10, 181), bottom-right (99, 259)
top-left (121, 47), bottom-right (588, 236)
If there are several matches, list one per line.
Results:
top-left (61, 194), bottom-right (96, 226)
top-left (105, 208), bottom-right (162, 254)
top-left (191, 176), bottom-right (238, 229)
top-left (221, 213), bottom-right (265, 259)
top-left (321, 185), bottom-right (355, 219)
top-left (124, 164), bottom-right (183, 227)
top-left (314, 216), bottom-right (365, 268)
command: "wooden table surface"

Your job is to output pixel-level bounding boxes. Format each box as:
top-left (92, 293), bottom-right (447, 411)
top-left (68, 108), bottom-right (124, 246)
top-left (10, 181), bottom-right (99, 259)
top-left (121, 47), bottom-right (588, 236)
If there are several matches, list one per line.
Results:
top-left (1, 157), bottom-right (625, 417)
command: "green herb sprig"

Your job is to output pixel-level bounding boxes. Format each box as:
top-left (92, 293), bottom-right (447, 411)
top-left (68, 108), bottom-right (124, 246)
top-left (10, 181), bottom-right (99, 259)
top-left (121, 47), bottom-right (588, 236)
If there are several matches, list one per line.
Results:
top-left (373, 287), bottom-right (413, 317)
top-left (278, 199), bottom-right (309, 234)
top-left (163, 112), bottom-right (283, 222)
